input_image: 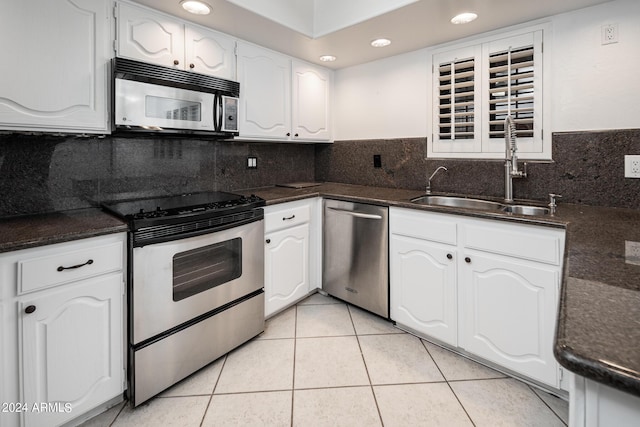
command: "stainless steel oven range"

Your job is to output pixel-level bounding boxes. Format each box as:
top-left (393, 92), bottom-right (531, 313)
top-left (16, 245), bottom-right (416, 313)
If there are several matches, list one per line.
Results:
top-left (103, 191), bottom-right (265, 406)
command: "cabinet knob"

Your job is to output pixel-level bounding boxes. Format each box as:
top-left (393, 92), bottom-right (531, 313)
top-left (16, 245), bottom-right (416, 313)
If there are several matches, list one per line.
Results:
top-left (25, 305), bottom-right (36, 314)
top-left (447, 253), bottom-right (453, 260)
top-left (286, 132), bottom-right (291, 137)
top-left (266, 239), bottom-right (271, 244)
top-left (465, 257), bottom-right (471, 263)
top-left (173, 59), bottom-right (180, 66)
top-left (189, 63), bottom-right (195, 69)
top-left (294, 133), bottom-right (299, 137)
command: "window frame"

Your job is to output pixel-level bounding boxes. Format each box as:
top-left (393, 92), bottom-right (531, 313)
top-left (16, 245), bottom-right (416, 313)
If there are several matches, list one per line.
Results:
top-left (428, 24), bottom-right (551, 160)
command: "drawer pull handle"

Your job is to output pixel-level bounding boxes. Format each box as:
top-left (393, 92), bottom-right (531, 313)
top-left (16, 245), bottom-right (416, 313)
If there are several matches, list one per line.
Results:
top-left (447, 253), bottom-right (453, 260)
top-left (283, 215), bottom-right (296, 221)
top-left (465, 257), bottom-right (471, 263)
top-left (25, 305), bottom-right (36, 314)
top-left (57, 259), bottom-right (94, 272)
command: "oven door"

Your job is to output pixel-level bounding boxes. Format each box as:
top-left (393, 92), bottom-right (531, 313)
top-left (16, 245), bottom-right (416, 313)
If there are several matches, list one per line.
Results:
top-left (131, 218), bottom-right (264, 345)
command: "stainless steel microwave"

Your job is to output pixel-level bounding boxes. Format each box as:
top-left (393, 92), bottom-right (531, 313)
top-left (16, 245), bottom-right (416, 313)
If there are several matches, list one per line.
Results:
top-left (113, 57), bottom-right (239, 137)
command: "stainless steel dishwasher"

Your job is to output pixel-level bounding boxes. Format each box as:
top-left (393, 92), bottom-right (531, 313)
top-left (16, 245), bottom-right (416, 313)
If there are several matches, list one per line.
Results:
top-left (322, 199), bottom-right (389, 318)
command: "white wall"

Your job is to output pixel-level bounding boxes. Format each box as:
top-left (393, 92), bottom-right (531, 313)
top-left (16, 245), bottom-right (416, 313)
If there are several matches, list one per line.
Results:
top-left (334, 0), bottom-right (640, 140)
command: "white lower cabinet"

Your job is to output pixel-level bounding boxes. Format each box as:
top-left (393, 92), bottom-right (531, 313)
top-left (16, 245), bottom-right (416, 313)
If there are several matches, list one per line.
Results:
top-left (264, 199), bottom-right (321, 317)
top-left (21, 273), bottom-right (123, 427)
top-left (459, 251), bottom-right (560, 386)
top-left (390, 234), bottom-right (458, 346)
top-left (570, 375), bottom-right (640, 427)
top-left (265, 224), bottom-right (309, 317)
top-left (390, 207), bottom-right (565, 389)
top-left (0, 233), bottom-right (126, 427)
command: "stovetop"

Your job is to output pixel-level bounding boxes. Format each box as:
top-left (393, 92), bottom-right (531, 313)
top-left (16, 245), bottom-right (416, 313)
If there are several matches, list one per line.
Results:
top-left (102, 191), bottom-right (265, 227)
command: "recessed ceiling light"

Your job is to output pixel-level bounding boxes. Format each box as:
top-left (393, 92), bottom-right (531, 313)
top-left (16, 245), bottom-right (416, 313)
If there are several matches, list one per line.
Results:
top-left (451, 12), bottom-right (478, 25)
top-left (319, 55), bottom-right (337, 62)
top-left (181, 0), bottom-right (211, 15)
top-left (371, 38), bottom-right (391, 48)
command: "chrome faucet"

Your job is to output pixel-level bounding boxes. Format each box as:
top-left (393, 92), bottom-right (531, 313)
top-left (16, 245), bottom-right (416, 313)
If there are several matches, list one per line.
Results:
top-left (504, 115), bottom-right (527, 202)
top-left (426, 166), bottom-right (447, 194)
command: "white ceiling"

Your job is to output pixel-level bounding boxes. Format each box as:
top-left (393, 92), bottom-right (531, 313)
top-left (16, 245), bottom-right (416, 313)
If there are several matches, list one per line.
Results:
top-left (131, 0), bottom-right (614, 69)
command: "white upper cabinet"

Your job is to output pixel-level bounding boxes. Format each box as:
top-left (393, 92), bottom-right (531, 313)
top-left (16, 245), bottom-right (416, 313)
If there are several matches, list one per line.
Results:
top-left (0, 0), bottom-right (110, 133)
top-left (237, 43), bottom-right (292, 139)
top-left (116, 2), bottom-right (237, 80)
top-left (238, 43), bottom-right (332, 142)
top-left (292, 61), bottom-right (332, 141)
top-left (116, 2), bottom-right (184, 69)
top-left (184, 25), bottom-right (236, 80)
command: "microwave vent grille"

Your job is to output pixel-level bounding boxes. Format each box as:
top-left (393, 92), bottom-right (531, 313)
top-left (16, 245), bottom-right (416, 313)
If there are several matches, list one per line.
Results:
top-left (114, 57), bottom-right (239, 96)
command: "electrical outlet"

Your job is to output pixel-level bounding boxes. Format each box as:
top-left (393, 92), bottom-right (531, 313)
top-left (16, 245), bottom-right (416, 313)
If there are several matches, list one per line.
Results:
top-left (625, 241), bottom-right (640, 266)
top-left (624, 155), bottom-right (640, 178)
top-left (247, 156), bottom-right (257, 169)
top-left (601, 24), bottom-right (619, 45)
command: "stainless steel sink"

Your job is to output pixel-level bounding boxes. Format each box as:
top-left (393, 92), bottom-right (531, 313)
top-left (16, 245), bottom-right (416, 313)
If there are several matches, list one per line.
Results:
top-left (502, 205), bottom-right (550, 216)
top-left (411, 196), bottom-right (505, 211)
top-left (411, 195), bottom-right (551, 216)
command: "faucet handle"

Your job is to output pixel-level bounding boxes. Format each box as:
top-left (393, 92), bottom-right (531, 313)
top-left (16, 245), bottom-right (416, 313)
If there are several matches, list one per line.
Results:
top-left (548, 194), bottom-right (562, 213)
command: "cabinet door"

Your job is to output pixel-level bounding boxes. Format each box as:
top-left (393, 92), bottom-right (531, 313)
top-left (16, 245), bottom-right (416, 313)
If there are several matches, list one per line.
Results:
top-left (237, 43), bottom-right (291, 139)
top-left (265, 224), bottom-right (309, 317)
top-left (390, 235), bottom-right (457, 346)
top-left (185, 25), bottom-right (236, 80)
top-left (116, 2), bottom-right (185, 69)
top-left (0, 0), bottom-right (109, 133)
top-left (292, 61), bottom-right (331, 141)
top-left (21, 273), bottom-right (123, 427)
top-left (459, 252), bottom-right (559, 387)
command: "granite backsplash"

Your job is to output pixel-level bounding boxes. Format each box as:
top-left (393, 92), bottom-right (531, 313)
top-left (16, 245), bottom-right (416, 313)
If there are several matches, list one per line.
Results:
top-left (0, 129), bottom-right (638, 217)
top-left (315, 129), bottom-right (640, 210)
top-left (0, 134), bottom-right (315, 217)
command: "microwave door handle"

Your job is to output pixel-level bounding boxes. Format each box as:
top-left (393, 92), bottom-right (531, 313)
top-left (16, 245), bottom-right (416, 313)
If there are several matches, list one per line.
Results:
top-left (213, 93), bottom-right (222, 132)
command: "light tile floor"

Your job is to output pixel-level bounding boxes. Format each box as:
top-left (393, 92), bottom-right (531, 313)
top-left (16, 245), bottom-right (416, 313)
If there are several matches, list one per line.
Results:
top-left (80, 293), bottom-right (568, 427)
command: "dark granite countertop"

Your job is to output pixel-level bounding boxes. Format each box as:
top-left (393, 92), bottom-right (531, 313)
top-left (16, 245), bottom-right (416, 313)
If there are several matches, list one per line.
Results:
top-left (0, 208), bottom-right (128, 253)
top-left (1, 183), bottom-right (638, 397)
top-left (239, 182), bottom-right (640, 397)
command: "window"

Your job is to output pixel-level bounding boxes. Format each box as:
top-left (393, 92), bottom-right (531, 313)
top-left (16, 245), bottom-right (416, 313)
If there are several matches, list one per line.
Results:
top-left (430, 28), bottom-right (547, 159)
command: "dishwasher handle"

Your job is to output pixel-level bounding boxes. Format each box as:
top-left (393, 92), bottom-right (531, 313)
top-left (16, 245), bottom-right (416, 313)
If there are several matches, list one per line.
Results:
top-left (327, 207), bottom-right (383, 220)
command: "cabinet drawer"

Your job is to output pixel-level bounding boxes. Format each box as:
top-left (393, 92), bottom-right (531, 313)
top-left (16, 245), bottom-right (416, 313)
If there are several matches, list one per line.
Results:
top-left (265, 203), bottom-right (311, 233)
top-left (461, 219), bottom-right (564, 265)
top-left (390, 208), bottom-right (457, 245)
top-left (18, 237), bottom-right (124, 295)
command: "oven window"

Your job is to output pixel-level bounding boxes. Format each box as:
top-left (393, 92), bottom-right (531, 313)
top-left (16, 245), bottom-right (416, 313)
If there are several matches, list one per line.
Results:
top-left (172, 238), bottom-right (242, 301)
top-left (145, 95), bottom-right (202, 122)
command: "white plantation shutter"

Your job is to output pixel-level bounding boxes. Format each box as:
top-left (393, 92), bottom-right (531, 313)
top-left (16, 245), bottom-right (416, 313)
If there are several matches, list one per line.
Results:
top-left (488, 46), bottom-right (535, 138)
top-left (438, 58), bottom-right (475, 140)
top-left (483, 30), bottom-right (543, 153)
top-left (431, 29), bottom-right (546, 158)
top-left (433, 45), bottom-right (481, 153)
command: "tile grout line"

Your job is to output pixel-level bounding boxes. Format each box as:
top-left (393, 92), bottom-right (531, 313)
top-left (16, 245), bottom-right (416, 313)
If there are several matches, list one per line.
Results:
top-left (419, 339), bottom-right (477, 427)
top-left (347, 304), bottom-right (385, 427)
top-left (527, 384), bottom-right (569, 426)
top-left (290, 303), bottom-right (299, 427)
top-left (107, 401), bottom-right (127, 427)
top-left (198, 354), bottom-right (228, 427)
